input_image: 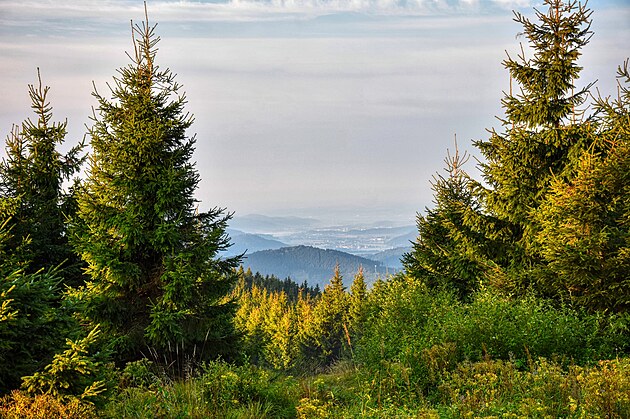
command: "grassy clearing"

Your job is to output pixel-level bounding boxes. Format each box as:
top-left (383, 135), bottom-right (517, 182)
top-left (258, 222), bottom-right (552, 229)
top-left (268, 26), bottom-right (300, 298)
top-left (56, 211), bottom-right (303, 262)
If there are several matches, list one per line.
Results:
top-left (5, 356), bottom-right (628, 418)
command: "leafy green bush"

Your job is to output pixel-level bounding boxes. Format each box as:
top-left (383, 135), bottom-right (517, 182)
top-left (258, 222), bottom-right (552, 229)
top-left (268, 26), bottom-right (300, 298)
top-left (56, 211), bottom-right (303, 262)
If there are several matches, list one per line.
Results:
top-left (201, 360), bottom-right (297, 418)
top-left (439, 290), bottom-right (621, 363)
top-left (357, 275), bottom-right (626, 397)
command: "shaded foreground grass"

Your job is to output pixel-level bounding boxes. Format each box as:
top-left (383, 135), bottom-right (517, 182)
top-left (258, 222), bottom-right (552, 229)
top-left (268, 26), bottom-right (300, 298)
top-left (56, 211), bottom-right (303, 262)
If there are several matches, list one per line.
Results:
top-left (2, 357), bottom-right (629, 418)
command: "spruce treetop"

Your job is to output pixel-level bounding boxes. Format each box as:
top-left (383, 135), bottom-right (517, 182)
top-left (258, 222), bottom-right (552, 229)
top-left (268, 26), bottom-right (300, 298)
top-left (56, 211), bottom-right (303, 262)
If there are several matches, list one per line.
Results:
top-left (0, 69), bottom-right (84, 274)
top-left (504, 0), bottom-right (593, 129)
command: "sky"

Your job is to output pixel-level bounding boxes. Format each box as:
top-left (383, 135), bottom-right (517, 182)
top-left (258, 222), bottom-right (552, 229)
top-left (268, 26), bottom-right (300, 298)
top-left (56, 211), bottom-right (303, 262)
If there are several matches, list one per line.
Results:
top-left (0, 0), bottom-right (628, 226)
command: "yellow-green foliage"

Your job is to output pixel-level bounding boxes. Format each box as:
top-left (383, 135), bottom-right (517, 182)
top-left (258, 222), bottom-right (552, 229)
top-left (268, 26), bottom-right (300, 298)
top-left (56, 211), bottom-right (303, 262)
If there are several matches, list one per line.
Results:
top-left (438, 358), bottom-right (630, 418)
top-left (21, 326), bottom-right (109, 405)
top-left (0, 390), bottom-right (97, 419)
top-left (296, 397), bottom-right (334, 419)
top-left (234, 282), bottom-right (301, 370)
top-left (290, 357), bottom-right (629, 418)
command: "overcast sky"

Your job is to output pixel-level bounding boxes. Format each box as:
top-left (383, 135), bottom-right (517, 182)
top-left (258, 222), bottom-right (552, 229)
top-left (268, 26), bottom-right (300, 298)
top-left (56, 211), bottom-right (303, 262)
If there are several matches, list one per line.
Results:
top-left (0, 0), bottom-right (628, 225)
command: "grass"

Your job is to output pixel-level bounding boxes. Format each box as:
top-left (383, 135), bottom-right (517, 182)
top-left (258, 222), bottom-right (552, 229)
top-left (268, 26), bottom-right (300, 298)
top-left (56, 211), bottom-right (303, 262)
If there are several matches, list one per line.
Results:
top-left (3, 356), bottom-right (628, 417)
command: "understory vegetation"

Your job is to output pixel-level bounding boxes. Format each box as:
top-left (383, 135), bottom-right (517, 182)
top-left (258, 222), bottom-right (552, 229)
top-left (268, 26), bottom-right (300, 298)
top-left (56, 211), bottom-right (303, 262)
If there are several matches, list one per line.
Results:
top-left (1, 0), bottom-right (629, 417)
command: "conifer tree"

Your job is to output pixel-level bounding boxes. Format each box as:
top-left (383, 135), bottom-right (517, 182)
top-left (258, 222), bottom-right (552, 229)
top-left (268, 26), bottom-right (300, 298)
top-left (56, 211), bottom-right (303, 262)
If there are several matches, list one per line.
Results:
top-left (403, 143), bottom-right (485, 300)
top-left (348, 267), bottom-right (367, 342)
top-left (472, 0), bottom-right (594, 290)
top-left (536, 61), bottom-right (630, 312)
top-left (0, 71), bottom-right (84, 278)
top-left (0, 201), bottom-right (72, 392)
top-left (305, 265), bottom-right (350, 367)
top-left (233, 282), bottom-right (267, 365)
top-left (71, 14), bottom-right (240, 362)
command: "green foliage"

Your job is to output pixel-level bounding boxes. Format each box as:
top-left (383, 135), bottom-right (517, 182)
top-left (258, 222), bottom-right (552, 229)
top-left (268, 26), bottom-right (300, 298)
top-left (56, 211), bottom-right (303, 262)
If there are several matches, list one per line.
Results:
top-left (302, 265), bottom-right (351, 369)
top-left (118, 359), bottom-right (162, 390)
top-left (233, 279), bottom-right (300, 370)
top-left (470, 0), bottom-right (596, 292)
top-left (201, 360), bottom-right (297, 417)
top-left (0, 70), bottom-right (84, 280)
top-left (71, 16), bottom-right (240, 363)
top-left (21, 326), bottom-right (111, 406)
top-left (105, 360), bottom-right (298, 418)
top-left (237, 267), bottom-right (320, 303)
top-left (356, 274), bottom-right (624, 396)
top-left (536, 61), bottom-right (630, 312)
top-left (0, 212), bottom-right (72, 393)
top-left (403, 145), bottom-right (484, 301)
top-left (348, 268), bottom-right (368, 346)
top-left (99, 355), bottom-right (630, 418)
top-left (405, 0), bottom-right (629, 316)
top-left (233, 265), bottom-right (369, 372)
top-left (0, 67), bottom-right (85, 400)
top-left (0, 267), bottom-right (70, 392)
top-left (437, 358), bottom-right (630, 418)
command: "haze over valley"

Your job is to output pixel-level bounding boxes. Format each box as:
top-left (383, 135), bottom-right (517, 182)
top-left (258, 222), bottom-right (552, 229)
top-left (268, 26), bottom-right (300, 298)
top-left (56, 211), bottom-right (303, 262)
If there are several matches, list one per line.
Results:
top-left (225, 213), bottom-right (415, 286)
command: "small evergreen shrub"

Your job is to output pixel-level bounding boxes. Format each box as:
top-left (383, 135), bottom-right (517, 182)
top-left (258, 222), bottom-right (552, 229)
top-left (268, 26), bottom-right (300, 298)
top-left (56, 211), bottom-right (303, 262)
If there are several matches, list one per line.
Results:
top-left (21, 326), bottom-right (111, 406)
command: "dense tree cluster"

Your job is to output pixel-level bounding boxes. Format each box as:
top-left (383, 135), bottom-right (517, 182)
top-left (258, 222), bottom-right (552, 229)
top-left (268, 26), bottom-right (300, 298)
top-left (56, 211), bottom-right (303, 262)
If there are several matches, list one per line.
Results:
top-left (233, 264), bottom-right (367, 371)
top-left (237, 267), bottom-right (321, 302)
top-left (404, 0), bottom-right (629, 313)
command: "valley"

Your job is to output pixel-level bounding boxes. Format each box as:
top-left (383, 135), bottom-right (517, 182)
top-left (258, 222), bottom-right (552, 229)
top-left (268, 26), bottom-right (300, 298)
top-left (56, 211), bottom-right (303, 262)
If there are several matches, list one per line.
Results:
top-left (225, 214), bottom-right (415, 286)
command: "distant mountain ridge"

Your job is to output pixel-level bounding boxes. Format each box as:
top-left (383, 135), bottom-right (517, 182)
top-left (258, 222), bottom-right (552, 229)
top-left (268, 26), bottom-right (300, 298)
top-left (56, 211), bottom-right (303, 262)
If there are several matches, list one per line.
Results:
top-left (225, 229), bottom-right (288, 257)
top-left (387, 230), bottom-right (416, 248)
top-left (242, 245), bottom-right (389, 287)
top-left (366, 246), bottom-right (411, 270)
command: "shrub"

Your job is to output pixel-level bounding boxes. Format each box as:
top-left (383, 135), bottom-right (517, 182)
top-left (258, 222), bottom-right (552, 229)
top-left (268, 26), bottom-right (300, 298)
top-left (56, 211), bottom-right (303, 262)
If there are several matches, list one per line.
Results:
top-left (21, 326), bottom-right (112, 406)
top-left (436, 357), bottom-right (630, 418)
top-left (0, 390), bottom-right (97, 419)
top-left (201, 360), bottom-right (297, 418)
top-left (357, 277), bottom-right (626, 399)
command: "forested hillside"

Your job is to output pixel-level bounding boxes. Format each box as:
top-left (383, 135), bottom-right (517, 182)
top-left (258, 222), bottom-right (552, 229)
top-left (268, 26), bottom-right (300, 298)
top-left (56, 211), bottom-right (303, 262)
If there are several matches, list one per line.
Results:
top-left (243, 245), bottom-right (389, 286)
top-left (0, 1), bottom-right (628, 417)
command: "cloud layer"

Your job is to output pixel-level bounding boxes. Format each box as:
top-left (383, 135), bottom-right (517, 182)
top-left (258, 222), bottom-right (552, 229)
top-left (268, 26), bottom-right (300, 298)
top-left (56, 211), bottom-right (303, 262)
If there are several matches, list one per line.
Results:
top-left (0, 0), bottom-right (627, 222)
top-left (1, 0), bottom-right (536, 28)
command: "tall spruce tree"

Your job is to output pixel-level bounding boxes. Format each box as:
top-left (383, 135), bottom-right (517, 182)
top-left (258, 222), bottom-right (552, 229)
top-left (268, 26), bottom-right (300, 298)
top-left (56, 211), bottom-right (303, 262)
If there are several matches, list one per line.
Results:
top-left (348, 267), bottom-right (367, 350)
top-left (472, 0), bottom-right (595, 291)
top-left (0, 71), bottom-right (84, 278)
top-left (71, 15), bottom-right (240, 362)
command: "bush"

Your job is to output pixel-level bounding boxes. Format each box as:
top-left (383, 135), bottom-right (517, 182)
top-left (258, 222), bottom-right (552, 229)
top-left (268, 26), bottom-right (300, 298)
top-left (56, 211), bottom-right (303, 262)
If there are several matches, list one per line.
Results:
top-left (440, 290), bottom-right (621, 364)
top-left (0, 390), bottom-right (97, 419)
top-left (436, 358), bottom-right (630, 418)
top-left (357, 276), bottom-right (626, 397)
top-left (21, 326), bottom-right (112, 406)
top-left (201, 360), bottom-right (297, 418)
